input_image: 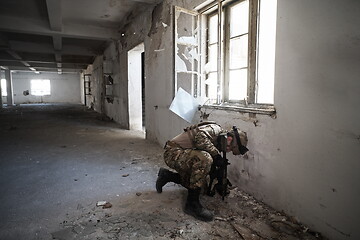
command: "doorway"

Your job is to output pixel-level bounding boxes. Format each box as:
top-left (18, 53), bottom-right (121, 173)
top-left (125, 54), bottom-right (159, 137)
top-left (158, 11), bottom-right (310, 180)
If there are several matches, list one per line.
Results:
top-left (128, 43), bottom-right (145, 132)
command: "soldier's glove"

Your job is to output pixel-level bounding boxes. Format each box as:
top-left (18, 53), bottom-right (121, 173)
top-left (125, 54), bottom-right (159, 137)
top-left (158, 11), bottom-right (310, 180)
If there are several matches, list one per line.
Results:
top-left (213, 154), bottom-right (225, 167)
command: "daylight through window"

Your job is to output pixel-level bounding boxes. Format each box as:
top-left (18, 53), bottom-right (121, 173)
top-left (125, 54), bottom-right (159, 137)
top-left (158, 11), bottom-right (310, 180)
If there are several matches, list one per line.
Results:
top-left (200, 0), bottom-right (276, 108)
top-left (202, 0), bottom-right (257, 105)
top-left (174, 0), bottom-right (276, 113)
top-left (1, 79), bottom-right (7, 97)
top-left (31, 79), bottom-right (51, 96)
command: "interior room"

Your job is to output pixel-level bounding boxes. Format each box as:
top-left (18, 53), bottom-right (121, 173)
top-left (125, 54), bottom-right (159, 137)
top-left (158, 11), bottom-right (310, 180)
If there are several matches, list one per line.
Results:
top-left (1, 0), bottom-right (359, 239)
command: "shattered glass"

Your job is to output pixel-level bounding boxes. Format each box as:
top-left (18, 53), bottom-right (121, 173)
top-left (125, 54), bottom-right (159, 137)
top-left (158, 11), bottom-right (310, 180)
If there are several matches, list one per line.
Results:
top-left (174, 7), bottom-right (200, 98)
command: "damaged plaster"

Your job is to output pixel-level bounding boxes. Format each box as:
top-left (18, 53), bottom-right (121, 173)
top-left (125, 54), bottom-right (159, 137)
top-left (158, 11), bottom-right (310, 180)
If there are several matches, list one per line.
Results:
top-left (83, 0), bottom-right (360, 239)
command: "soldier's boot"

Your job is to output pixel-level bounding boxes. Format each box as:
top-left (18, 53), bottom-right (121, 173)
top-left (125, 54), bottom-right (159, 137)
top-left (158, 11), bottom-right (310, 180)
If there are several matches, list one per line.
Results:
top-left (156, 168), bottom-right (181, 193)
top-left (184, 188), bottom-right (214, 222)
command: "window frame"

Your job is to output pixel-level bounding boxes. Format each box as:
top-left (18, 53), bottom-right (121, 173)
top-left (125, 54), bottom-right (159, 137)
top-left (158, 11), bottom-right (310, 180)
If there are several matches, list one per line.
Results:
top-left (173, 6), bottom-right (201, 98)
top-left (204, 11), bottom-right (219, 102)
top-left (198, 0), bottom-right (276, 116)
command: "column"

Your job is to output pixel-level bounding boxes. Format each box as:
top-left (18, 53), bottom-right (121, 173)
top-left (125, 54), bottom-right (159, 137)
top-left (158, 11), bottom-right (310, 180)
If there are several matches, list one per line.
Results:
top-left (0, 70), bottom-right (3, 108)
top-left (5, 69), bottom-right (14, 106)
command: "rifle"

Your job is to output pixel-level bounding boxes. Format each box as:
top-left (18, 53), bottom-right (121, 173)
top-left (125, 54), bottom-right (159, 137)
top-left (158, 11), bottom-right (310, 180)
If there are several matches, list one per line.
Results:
top-left (207, 133), bottom-right (230, 200)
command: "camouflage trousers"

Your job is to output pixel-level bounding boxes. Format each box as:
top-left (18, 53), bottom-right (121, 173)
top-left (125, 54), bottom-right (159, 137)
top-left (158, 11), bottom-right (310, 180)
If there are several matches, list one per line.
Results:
top-left (163, 141), bottom-right (213, 190)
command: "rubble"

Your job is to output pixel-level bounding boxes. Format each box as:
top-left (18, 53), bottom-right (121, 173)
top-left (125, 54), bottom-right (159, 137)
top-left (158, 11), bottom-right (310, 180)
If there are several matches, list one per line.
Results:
top-left (52, 188), bottom-right (326, 240)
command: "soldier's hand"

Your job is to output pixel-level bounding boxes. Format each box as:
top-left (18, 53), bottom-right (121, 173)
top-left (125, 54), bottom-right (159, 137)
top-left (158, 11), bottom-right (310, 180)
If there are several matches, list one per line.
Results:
top-left (213, 154), bottom-right (225, 167)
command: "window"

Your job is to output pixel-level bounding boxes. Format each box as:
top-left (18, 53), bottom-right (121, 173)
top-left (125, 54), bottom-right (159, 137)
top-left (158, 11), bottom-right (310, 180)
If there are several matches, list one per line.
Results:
top-left (174, 0), bottom-right (276, 114)
top-left (30, 80), bottom-right (51, 96)
top-left (1, 79), bottom-right (6, 96)
top-left (202, 0), bottom-right (259, 105)
top-left (174, 6), bottom-right (200, 98)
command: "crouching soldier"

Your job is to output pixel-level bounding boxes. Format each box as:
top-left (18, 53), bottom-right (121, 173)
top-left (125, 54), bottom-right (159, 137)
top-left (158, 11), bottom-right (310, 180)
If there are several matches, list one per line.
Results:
top-left (156, 121), bottom-right (248, 221)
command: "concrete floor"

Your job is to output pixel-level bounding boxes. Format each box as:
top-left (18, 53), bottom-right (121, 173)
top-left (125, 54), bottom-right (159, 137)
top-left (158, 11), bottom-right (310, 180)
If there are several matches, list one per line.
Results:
top-left (0, 104), bottom-right (166, 239)
top-left (0, 104), bottom-right (325, 240)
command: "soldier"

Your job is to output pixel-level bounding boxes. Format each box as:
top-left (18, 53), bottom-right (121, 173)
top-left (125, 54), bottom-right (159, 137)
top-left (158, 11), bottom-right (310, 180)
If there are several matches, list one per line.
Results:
top-left (156, 121), bottom-right (248, 221)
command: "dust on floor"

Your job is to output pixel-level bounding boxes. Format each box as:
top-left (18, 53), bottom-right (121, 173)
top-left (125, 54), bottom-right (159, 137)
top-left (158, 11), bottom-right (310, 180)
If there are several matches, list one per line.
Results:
top-left (0, 104), bottom-right (324, 240)
top-left (52, 184), bottom-right (325, 240)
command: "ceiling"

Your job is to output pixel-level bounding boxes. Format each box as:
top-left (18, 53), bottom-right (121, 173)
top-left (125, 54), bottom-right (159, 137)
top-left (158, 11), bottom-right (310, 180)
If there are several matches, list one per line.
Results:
top-left (0, 0), bottom-right (159, 74)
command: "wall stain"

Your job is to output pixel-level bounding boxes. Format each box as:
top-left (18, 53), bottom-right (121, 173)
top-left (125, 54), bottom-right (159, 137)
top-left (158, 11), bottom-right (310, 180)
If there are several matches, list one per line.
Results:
top-left (148, 3), bottom-right (163, 37)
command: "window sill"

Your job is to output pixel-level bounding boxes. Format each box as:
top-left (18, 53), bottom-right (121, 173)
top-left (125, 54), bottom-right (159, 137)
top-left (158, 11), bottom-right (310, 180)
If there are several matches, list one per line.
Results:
top-left (199, 103), bottom-right (276, 117)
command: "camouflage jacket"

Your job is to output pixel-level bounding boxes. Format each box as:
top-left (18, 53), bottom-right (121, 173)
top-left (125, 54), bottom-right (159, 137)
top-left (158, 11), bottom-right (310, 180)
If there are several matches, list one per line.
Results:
top-left (170, 122), bottom-right (227, 157)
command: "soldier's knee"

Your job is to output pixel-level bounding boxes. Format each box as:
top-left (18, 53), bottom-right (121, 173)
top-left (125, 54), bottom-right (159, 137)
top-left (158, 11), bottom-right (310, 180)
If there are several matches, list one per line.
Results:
top-left (189, 150), bottom-right (213, 168)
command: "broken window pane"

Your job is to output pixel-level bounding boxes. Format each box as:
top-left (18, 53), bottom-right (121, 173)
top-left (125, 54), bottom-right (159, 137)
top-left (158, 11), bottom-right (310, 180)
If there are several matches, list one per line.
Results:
top-left (176, 45), bottom-right (199, 73)
top-left (177, 72), bottom-right (193, 94)
top-left (176, 54), bottom-right (188, 72)
top-left (174, 7), bottom-right (200, 97)
top-left (190, 46), bottom-right (199, 72)
top-left (176, 11), bottom-right (198, 39)
top-left (189, 47), bottom-right (200, 62)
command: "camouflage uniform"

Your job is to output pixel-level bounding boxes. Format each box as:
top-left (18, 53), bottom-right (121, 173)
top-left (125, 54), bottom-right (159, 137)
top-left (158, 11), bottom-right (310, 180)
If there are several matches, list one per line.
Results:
top-left (164, 122), bottom-right (226, 189)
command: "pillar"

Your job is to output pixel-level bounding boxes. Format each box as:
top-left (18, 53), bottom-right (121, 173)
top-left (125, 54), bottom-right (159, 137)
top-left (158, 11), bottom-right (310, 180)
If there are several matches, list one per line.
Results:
top-left (0, 70), bottom-right (3, 108)
top-left (5, 69), bottom-right (14, 106)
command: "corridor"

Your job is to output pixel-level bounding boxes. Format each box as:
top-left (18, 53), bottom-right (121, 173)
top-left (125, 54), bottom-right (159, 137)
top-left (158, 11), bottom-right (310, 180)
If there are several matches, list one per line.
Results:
top-left (0, 104), bottom-right (323, 239)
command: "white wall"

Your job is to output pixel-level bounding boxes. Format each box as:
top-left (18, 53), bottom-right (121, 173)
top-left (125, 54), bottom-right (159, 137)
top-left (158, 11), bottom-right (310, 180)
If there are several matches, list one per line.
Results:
top-left (87, 0), bottom-right (360, 239)
top-left (269, 1), bottom-right (360, 239)
top-left (128, 43), bottom-right (144, 131)
top-left (87, 46), bottom-right (130, 129)
top-left (10, 72), bottom-right (81, 104)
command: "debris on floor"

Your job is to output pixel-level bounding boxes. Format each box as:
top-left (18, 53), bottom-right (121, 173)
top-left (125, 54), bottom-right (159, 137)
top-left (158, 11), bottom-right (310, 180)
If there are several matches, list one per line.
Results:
top-left (102, 202), bottom-right (112, 209)
top-left (52, 188), bottom-right (326, 240)
top-left (96, 201), bottom-right (112, 209)
top-left (96, 201), bottom-right (107, 207)
top-left (0, 105), bottom-right (328, 240)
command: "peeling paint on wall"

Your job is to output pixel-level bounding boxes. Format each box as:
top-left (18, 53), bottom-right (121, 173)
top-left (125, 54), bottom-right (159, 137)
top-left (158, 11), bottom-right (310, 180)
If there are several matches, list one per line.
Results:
top-left (87, 1), bottom-right (360, 239)
top-left (148, 3), bottom-right (164, 37)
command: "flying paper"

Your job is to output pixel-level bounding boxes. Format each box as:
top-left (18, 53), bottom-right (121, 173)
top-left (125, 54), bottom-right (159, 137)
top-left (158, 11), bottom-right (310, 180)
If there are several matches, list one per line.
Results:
top-left (169, 88), bottom-right (200, 123)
